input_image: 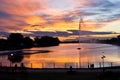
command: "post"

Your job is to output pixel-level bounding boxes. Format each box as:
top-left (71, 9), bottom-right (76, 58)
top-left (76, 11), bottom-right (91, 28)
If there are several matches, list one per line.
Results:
top-left (99, 62), bottom-right (101, 68)
top-left (53, 63), bottom-right (55, 68)
top-left (76, 63), bottom-right (78, 68)
top-left (42, 63), bottom-right (44, 68)
top-left (88, 62), bottom-right (90, 68)
top-left (65, 63), bottom-right (67, 68)
top-left (69, 66), bottom-right (73, 72)
top-left (0, 62), bottom-right (2, 67)
top-left (31, 63), bottom-right (32, 68)
top-left (110, 62), bottom-right (113, 67)
top-left (101, 55), bottom-right (106, 72)
top-left (77, 48), bottom-right (81, 68)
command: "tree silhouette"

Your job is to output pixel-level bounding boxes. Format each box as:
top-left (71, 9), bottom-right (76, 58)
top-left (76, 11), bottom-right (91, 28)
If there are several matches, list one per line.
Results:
top-left (0, 39), bottom-right (7, 50)
top-left (34, 37), bottom-right (41, 46)
top-left (0, 33), bottom-right (60, 50)
top-left (23, 37), bottom-right (33, 48)
top-left (34, 36), bottom-right (60, 47)
top-left (8, 52), bottom-right (24, 63)
top-left (7, 33), bottom-right (24, 49)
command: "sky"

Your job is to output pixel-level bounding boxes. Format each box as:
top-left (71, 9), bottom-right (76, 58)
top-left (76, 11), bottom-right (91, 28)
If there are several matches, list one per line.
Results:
top-left (0, 0), bottom-right (120, 41)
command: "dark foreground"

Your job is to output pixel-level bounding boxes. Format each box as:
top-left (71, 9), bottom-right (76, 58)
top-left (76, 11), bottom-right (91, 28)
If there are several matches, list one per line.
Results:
top-left (0, 67), bottom-right (120, 80)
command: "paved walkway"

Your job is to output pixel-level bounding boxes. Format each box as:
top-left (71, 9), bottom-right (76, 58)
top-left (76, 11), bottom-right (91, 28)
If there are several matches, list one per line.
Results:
top-left (1, 66), bottom-right (120, 73)
top-left (24, 68), bottom-right (120, 73)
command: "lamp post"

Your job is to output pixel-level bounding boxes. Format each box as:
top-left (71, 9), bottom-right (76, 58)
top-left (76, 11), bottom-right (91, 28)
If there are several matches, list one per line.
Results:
top-left (77, 48), bottom-right (81, 68)
top-left (10, 53), bottom-right (14, 67)
top-left (101, 55), bottom-right (105, 68)
top-left (101, 55), bottom-right (106, 72)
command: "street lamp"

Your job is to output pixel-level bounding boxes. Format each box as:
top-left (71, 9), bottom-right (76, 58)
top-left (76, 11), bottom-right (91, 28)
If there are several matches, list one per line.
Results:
top-left (101, 55), bottom-right (106, 72)
top-left (77, 48), bottom-right (81, 68)
top-left (101, 55), bottom-right (106, 68)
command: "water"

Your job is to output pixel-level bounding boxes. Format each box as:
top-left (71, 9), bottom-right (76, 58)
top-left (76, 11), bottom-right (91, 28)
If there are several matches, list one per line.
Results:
top-left (0, 43), bottom-right (120, 68)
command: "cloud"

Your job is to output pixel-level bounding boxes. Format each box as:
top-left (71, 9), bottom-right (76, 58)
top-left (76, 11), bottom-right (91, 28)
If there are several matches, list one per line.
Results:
top-left (24, 29), bottom-right (116, 37)
top-left (0, 0), bottom-right (48, 32)
top-left (0, 0), bottom-right (46, 15)
top-left (69, 30), bottom-right (117, 35)
top-left (25, 30), bottom-right (69, 37)
top-left (76, 0), bottom-right (113, 7)
top-left (0, 32), bottom-right (9, 37)
top-left (44, 0), bottom-right (119, 25)
top-left (0, 11), bottom-right (12, 19)
top-left (0, 0), bottom-right (120, 37)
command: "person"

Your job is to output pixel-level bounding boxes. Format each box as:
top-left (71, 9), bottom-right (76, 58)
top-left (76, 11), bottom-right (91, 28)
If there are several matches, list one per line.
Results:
top-left (69, 66), bottom-right (73, 72)
top-left (20, 63), bottom-right (26, 72)
top-left (14, 64), bottom-right (18, 72)
top-left (21, 63), bottom-right (24, 68)
top-left (90, 64), bottom-right (94, 68)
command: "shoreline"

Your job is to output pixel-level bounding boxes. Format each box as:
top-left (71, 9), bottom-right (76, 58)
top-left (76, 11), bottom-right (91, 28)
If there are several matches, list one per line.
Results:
top-left (0, 42), bottom-right (118, 51)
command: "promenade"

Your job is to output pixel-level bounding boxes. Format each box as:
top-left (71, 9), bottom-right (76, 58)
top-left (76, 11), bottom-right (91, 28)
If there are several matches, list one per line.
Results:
top-left (0, 67), bottom-right (120, 80)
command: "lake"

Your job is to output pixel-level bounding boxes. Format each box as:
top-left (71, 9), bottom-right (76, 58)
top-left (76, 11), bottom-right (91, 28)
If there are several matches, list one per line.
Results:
top-left (0, 43), bottom-right (120, 68)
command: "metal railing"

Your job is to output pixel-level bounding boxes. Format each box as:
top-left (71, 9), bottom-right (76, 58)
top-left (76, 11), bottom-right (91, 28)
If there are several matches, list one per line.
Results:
top-left (0, 61), bottom-right (120, 68)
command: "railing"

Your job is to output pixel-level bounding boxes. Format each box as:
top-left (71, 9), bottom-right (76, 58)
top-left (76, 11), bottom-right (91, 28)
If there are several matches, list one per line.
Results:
top-left (0, 61), bottom-right (120, 68)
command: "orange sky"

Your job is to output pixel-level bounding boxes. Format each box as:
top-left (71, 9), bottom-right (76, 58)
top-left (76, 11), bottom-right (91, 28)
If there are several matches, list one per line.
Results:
top-left (0, 0), bottom-right (120, 41)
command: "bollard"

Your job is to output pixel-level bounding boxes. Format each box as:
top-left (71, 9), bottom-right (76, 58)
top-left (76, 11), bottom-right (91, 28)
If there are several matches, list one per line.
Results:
top-left (70, 66), bottom-right (73, 72)
top-left (110, 62), bottom-right (113, 67)
top-left (99, 62), bottom-right (101, 68)
top-left (53, 63), bottom-right (55, 68)
top-left (31, 63), bottom-right (32, 68)
top-left (42, 63), bottom-right (44, 68)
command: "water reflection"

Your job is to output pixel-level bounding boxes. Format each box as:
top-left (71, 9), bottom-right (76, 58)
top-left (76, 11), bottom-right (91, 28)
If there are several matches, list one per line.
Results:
top-left (0, 43), bottom-right (120, 68)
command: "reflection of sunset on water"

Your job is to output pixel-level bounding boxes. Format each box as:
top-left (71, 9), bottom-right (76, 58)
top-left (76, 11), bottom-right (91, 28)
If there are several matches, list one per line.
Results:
top-left (0, 43), bottom-right (120, 68)
top-left (18, 43), bottom-right (120, 68)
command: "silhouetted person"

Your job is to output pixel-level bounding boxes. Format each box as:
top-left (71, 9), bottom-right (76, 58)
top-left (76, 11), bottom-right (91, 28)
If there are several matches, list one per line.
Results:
top-left (90, 64), bottom-right (94, 68)
top-left (21, 63), bottom-right (24, 68)
top-left (67, 66), bottom-right (76, 75)
top-left (69, 66), bottom-right (73, 72)
top-left (88, 64), bottom-right (90, 68)
top-left (14, 64), bottom-right (18, 72)
top-left (20, 63), bottom-right (26, 72)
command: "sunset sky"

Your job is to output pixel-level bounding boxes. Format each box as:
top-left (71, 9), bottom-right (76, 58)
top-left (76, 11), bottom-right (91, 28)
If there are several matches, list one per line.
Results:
top-left (0, 0), bottom-right (120, 41)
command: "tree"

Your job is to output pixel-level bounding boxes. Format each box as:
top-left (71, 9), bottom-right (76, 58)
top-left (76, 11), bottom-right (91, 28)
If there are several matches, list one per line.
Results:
top-left (8, 53), bottom-right (24, 63)
top-left (34, 36), bottom-right (41, 46)
top-left (34, 36), bottom-right (60, 47)
top-left (23, 37), bottom-right (34, 47)
top-left (7, 33), bottom-right (24, 49)
top-left (0, 39), bottom-right (7, 50)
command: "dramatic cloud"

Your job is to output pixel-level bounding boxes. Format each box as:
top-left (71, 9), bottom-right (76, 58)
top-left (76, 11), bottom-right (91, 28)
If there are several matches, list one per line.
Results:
top-left (0, 0), bottom-right (120, 40)
top-left (25, 29), bottom-right (117, 37)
